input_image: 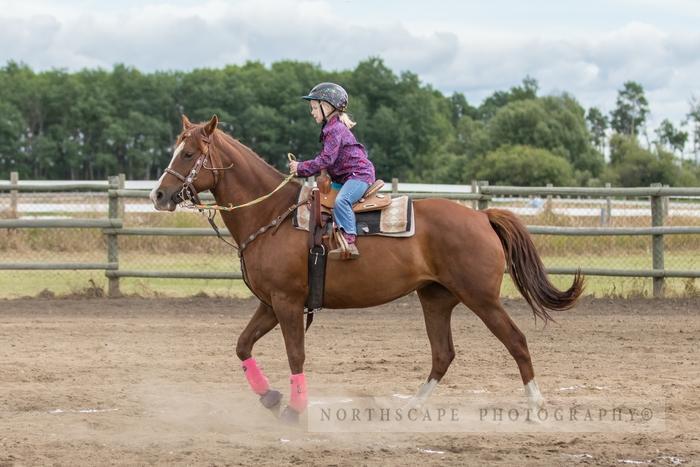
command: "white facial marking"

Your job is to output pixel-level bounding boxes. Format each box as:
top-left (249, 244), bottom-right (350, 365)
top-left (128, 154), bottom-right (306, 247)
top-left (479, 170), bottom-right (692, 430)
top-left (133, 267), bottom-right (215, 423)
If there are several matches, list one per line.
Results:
top-left (150, 141), bottom-right (186, 204)
top-left (172, 141), bottom-right (185, 162)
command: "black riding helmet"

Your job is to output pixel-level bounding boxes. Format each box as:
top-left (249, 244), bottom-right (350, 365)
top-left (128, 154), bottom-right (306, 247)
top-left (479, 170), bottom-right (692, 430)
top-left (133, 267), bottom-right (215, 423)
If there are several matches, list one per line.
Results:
top-left (301, 82), bottom-right (349, 112)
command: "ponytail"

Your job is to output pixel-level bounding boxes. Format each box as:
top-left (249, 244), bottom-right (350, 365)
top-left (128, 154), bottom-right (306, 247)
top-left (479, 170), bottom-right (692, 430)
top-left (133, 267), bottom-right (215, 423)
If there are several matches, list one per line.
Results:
top-left (319, 100), bottom-right (357, 128)
top-left (338, 112), bottom-right (356, 129)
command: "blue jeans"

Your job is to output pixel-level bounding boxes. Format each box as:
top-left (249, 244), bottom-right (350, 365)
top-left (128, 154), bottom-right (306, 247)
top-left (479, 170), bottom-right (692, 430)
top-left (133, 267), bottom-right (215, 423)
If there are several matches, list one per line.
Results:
top-left (334, 179), bottom-right (369, 236)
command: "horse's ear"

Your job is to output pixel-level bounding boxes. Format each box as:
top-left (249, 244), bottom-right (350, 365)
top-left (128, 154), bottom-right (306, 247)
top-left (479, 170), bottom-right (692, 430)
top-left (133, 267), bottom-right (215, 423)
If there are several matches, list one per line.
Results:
top-left (203, 114), bottom-right (218, 136)
top-left (181, 114), bottom-right (193, 130)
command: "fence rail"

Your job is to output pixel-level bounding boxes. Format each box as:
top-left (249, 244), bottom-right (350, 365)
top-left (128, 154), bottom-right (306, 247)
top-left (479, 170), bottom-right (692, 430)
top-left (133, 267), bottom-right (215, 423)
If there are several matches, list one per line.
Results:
top-left (0, 219), bottom-right (122, 229)
top-left (478, 185), bottom-right (700, 197)
top-left (2, 172), bottom-right (700, 298)
top-left (0, 262), bottom-right (117, 270)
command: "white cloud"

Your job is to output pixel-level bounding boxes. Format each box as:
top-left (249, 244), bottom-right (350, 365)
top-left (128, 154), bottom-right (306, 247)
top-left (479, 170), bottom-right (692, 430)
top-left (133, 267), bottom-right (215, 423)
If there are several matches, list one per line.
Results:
top-left (0, 0), bottom-right (698, 130)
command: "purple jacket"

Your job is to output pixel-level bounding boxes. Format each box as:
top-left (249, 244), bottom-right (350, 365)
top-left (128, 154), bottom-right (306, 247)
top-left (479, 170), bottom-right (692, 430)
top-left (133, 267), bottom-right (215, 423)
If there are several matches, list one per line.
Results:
top-left (296, 116), bottom-right (376, 185)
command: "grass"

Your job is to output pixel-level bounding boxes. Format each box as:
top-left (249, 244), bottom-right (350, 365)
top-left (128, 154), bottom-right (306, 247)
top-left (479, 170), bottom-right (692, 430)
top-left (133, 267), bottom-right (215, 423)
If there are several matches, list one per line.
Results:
top-left (500, 274), bottom-right (698, 299)
top-left (1, 250), bottom-right (697, 300)
top-left (542, 252), bottom-right (698, 271)
top-left (1, 199), bottom-right (698, 299)
top-left (0, 272), bottom-right (251, 299)
top-left (0, 252), bottom-right (250, 299)
top-left (507, 253), bottom-right (699, 298)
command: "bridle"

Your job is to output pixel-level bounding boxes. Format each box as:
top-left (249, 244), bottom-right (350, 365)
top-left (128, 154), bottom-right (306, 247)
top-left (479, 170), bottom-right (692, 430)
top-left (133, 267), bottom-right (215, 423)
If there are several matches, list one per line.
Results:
top-left (164, 134), bottom-right (233, 206)
top-left (161, 133), bottom-right (238, 248)
top-left (161, 134), bottom-right (306, 255)
top-left (160, 131), bottom-right (313, 327)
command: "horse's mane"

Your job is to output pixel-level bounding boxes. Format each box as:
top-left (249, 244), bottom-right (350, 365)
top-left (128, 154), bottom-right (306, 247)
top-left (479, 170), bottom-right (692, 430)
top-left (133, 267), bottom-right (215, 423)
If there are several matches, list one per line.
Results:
top-left (208, 126), bottom-right (287, 179)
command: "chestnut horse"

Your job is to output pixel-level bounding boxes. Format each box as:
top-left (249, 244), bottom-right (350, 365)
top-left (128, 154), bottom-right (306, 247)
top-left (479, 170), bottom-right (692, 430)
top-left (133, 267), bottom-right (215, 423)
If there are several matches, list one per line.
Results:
top-left (151, 115), bottom-right (584, 422)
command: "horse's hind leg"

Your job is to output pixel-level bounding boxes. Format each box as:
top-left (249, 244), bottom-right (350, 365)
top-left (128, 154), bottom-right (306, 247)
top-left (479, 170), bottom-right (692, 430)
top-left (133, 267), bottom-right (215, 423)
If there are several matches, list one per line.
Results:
top-left (235, 301), bottom-right (283, 410)
top-left (463, 295), bottom-right (544, 410)
top-left (409, 283), bottom-right (460, 406)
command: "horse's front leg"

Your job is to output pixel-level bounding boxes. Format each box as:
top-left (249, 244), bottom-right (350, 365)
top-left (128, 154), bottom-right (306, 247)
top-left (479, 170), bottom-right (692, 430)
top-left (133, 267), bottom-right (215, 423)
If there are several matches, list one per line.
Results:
top-left (271, 294), bottom-right (307, 423)
top-left (236, 301), bottom-right (283, 411)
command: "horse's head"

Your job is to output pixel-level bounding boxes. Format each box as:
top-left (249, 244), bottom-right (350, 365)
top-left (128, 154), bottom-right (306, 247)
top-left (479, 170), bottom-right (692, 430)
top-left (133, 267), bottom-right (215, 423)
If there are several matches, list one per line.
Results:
top-left (150, 114), bottom-right (221, 211)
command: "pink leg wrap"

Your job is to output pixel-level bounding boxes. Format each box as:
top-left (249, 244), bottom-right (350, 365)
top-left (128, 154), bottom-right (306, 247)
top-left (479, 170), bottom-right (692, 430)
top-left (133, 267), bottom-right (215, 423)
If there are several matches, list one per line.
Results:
top-left (288, 373), bottom-right (308, 413)
top-left (241, 357), bottom-right (270, 395)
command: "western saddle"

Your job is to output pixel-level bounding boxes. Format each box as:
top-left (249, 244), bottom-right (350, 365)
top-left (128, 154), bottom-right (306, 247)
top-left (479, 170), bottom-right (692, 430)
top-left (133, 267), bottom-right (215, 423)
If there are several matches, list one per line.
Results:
top-left (307, 171), bottom-right (389, 259)
top-left (315, 171), bottom-right (390, 212)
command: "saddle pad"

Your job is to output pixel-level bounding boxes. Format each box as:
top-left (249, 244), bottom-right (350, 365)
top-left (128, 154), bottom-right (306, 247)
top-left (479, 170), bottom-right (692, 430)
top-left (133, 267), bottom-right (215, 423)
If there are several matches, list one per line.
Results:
top-left (293, 185), bottom-right (415, 237)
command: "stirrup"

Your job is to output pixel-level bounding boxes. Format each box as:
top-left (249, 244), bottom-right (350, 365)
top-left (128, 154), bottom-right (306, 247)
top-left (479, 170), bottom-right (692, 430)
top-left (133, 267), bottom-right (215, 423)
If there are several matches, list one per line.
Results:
top-left (328, 230), bottom-right (360, 260)
top-left (328, 243), bottom-right (359, 260)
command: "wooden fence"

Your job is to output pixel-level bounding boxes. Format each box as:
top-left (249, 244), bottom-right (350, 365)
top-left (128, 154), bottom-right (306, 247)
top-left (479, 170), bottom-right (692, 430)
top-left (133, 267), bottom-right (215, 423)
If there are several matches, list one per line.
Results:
top-left (2, 173), bottom-right (700, 298)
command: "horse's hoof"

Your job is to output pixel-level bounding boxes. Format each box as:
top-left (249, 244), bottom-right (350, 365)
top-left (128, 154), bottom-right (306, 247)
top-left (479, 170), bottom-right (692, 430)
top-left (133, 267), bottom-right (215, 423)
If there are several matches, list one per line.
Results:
top-left (260, 389), bottom-right (282, 410)
top-left (279, 406), bottom-right (300, 424)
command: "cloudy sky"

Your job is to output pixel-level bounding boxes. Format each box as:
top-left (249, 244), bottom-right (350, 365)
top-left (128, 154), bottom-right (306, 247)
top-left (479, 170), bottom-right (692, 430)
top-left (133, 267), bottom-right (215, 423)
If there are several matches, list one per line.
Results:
top-left (2, 0), bottom-right (699, 131)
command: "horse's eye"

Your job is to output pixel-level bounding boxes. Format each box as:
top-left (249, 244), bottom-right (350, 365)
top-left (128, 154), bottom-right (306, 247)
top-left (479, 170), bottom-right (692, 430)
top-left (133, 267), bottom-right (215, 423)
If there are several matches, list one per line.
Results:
top-left (183, 152), bottom-right (194, 159)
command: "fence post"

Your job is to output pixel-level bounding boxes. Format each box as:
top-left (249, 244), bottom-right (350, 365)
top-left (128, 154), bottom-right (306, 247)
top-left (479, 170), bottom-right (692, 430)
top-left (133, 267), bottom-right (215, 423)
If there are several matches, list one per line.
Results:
top-left (545, 183), bottom-right (553, 214)
top-left (477, 180), bottom-right (489, 210)
top-left (107, 175), bottom-right (122, 297)
top-left (118, 173), bottom-right (126, 218)
top-left (603, 182), bottom-right (612, 226)
top-left (10, 171), bottom-right (18, 218)
top-left (650, 183), bottom-right (665, 298)
top-left (391, 178), bottom-right (399, 195)
top-left (471, 179), bottom-right (477, 209)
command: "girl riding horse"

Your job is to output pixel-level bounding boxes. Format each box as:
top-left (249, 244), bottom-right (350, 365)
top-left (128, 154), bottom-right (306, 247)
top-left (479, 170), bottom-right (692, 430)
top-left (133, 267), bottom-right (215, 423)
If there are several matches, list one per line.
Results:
top-left (289, 82), bottom-right (375, 260)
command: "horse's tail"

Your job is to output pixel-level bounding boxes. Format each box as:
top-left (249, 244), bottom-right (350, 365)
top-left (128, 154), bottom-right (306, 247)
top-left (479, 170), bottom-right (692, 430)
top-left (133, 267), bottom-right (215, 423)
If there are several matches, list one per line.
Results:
top-left (485, 208), bottom-right (584, 322)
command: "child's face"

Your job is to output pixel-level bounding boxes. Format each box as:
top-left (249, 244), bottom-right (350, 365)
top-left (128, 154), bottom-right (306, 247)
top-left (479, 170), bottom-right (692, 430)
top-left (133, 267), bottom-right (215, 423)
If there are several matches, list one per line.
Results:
top-left (309, 100), bottom-right (325, 124)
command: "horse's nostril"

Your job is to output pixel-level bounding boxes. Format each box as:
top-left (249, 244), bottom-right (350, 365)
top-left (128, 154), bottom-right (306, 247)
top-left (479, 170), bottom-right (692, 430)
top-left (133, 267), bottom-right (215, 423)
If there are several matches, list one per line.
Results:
top-left (156, 190), bottom-right (164, 200)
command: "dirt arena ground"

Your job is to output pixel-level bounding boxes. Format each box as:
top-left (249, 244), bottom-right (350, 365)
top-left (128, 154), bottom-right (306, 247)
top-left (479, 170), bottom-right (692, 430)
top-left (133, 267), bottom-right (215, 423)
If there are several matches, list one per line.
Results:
top-left (1, 295), bottom-right (699, 466)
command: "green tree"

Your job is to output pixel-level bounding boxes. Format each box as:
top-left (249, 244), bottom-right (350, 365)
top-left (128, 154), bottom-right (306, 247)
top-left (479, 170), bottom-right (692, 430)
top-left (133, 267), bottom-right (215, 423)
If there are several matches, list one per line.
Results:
top-left (680, 159), bottom-right (700, 185)
top-left (654, 119), bottom-right (688, 156)
top-left (486, 95), bottom-right (603, 180)
top-left (1, 59), bottom-right (695, 187)
top-left (605, 134), bottom-right (688, 186)
top-left (450, 115), bottom-right (489, 159)
top-left (586, 107), bottom-right (608, 153)
top-left (685, 95), bottom-right (700, 164)
top-left (0, 101), bottom-right (25, 175)
top-left (478, 76), bottom-right (538, 121)
top-left (392, 72), bottom-right (454, 180)
top-left (238, 104), bottom-right (288, 168)
top-left (363, 105), bottom-right (411, 179)
top-left (610, 81), bottom-right (649, 136)
top-left (348, 58), bottom-right (398, 115)
top-left (473, 145), bottom-right (575, 186)
top-left (0, 62), bottom-right (44, 177)
top-left (72, 69), bottom-right (118, 179)
top-left (447, 92), bottom-right (479, 125)
top-left (412, 152), bottom-right (471, 184)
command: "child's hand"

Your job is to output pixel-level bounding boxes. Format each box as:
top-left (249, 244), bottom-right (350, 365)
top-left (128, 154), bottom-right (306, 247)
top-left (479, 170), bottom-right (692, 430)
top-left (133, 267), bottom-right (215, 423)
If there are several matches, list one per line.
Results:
top-left (289, 160), bottom-right (298, 175)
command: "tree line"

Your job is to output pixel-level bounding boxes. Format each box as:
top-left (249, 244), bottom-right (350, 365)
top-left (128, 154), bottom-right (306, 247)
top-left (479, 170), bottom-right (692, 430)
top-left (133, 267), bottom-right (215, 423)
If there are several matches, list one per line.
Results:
top-left (1, 58), bottom-right (699, 186)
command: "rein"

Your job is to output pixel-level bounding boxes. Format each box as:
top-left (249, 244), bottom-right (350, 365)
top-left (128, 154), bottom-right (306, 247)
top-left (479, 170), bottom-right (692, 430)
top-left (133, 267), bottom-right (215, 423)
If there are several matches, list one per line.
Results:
top-left (188, 172), bottom-right (297, 212)
top-left (169, 145), bottom-right (306, 255)
top-left (234, 198), bottom-right (308, 256)
top-left (185, 153), bottom-right (299, 213)
top-left (163, 136), bottom-right (317, 328)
